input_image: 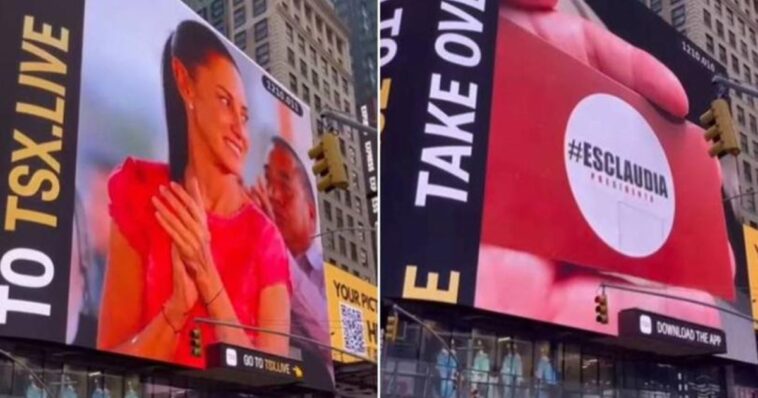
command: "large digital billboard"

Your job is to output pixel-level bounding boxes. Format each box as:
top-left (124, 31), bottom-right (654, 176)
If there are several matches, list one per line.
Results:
top-left (0, 0), bottom-right (334, 389)
top-left (381, 0), bottom-right (758, 364)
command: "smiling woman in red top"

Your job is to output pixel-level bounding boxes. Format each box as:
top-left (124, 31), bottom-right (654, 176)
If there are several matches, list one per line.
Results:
top-left (97, 20), bottom-right (291, 365)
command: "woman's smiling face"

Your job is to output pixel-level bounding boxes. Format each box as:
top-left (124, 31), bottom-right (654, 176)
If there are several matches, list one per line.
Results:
top-left (186, 54), bottom-right (250, 177)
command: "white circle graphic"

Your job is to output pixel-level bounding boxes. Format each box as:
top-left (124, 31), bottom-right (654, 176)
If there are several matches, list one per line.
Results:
top-left (564, 94), bottom-right (675, 258)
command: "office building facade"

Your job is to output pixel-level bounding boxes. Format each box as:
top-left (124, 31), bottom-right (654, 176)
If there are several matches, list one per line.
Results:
top-left (639, 0), bottom-right (758, 226)
top-left (329, 0), bottom-right (378, 124)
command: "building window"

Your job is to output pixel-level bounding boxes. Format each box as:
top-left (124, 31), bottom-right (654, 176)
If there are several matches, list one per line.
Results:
top-left (751, 28), bottom-right (757, 45)
top-left (339, 236), bottom-right (346, 256)
top-left (324, 200), bottom-right (332, 220)
top-left (742, 133), bottom-right (749, 152)
top-left (254, 19), bottom-right (268, 40)
top-left (753, 141), bottom-right (758, 158)
top-left (749, 193), bottom-right (756, 213)
top-left (742, 41), bottom-right (748, 57)
top-left (293, 0), bottom-right (301, 11)
top-left (312, 69), bottom-right (319, 87)
top-left (651, 0), bottom-right (662, 13)
top-left (360, 249), bottom-right (368, 265)
top-left (671, 4), bottom-right (686, 29)
top-left (751, 115), bottom-right (757, 134)
top-left (716, 0), bottom-right (723, 15)
top-left (337, 38), bottom-right (344, 56)
top-left (704, 9), bottom-right (712, 27)
top-left (342, 77), bottom-right (348, 92)
top-left (316, 16), bottom-right (323, 33)
top-left (287, 48), bottom-right (295, 66)
top-left (738, 105), bottom-right (746, 125)
top-left (717, 20), bottom-right (724, 38)
top-left (234, 30), bottom-right (246, 50)
top-left (198, 7), bottom-right (208, 20)
top-left (233, 6), bottom-right (246, 28)
top-left (325, 233), bottom-right (334, 250)
top-left (302, 84), bottom-right (310, 104)
top-left (331, 67), bottom-right (338, 84)
top-left (300, 59), bottom-right (307, 75)
top-left (252, 0), bottom-right (266, 17)
top-left (298, 34), bottom-right (305, 53)
top-left (211, 0), bottom-right (224, 18)
top-left (326, 28), bottom-right (334, 46)
top-left (719, 44), bottom-right (727, 63)
top-left (336, 208), bottom-right (344, 228)
top-left (346, 195), bottom-right (352, 208)
top-left (729, 31), bottom-right (736, 47)
top-left (305, 4), bottom-right (313, 22)
top-left (706, 34), bottom-right (715, 53)
top-left (740, 18), bottom-right (746, 36)
top-left (255, 42), bottom-right (270, 65)
top-left (286, 23), bottom-right (294, 43)
top-left (334, 90), bottom-right (340, 104)
top-left (289, 73), bottom-right (298, 94)
top-left (344, 100), bottom-right (351, 113)
top-left (744, 159), bottom-right (753, 181)
top-left (350, 242), bottom-right (358, 262)
top-left (315, 95), bottom-right (321, 112)
top-left (324, 81), bottom-right (330, 96)
top-left (310, 45), bottom-right (317, 63)
top-left (733, 55), bottom-right (740, 74)
top-left (321, 57), bottom-right (328, 74)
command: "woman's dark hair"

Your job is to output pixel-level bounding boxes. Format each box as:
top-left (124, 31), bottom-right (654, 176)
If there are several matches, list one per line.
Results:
top-left (162, 20), bottom-right (238, 182)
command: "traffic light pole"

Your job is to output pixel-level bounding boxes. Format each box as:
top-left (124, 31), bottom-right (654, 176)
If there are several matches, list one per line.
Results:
top-left (713, 74), bottom-right (758, 99)
top-left (600, 282), bottom-right (758, 325)
top-left (321, 108), bottom-right (377, 135)
top-left (310, 226), bottom-right (376, 240)
top-left (193, 317), bottom-right (376, 363)
top-left (723, 188), bottom-right (756, 202)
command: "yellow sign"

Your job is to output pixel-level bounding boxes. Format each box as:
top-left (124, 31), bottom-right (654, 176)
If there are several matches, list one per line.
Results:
top-left (324, 263), bottom-right (378, 363)
top-left (402, 265), bottom-right (460, 304)
top-left (743, 225), bottom-right (758, 330)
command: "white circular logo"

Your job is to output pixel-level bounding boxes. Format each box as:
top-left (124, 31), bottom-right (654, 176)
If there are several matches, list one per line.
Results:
top-left (564, 94), bottom-right (675, 258)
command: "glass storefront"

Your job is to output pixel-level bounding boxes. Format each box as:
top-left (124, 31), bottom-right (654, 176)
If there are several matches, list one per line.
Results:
top-left (382, 315), bottom-right (726, 398)
top-left (0, 345), bottom-right (312, 398)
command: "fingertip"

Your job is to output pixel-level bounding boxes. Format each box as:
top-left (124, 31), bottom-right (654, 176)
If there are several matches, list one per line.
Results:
top-left (635, 48), bottom-right (689, 118)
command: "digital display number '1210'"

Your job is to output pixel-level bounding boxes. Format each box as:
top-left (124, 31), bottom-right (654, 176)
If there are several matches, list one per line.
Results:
top-left (262, 75), bottom-right (303, 116)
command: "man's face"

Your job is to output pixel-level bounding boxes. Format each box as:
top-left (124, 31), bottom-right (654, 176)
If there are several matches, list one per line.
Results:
top-left (266, 145), bottom-right (315, 256)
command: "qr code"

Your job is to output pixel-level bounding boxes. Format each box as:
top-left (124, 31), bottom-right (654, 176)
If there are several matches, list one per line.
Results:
top-left (340, 303), bottom-right (366, 355)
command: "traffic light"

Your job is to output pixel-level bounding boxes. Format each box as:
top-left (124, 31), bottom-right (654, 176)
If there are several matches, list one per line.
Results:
top-left (308, 133), bottom-right (348, 192)
top-left (700, 98), bottom-right (740, 158)
top-left (594, 293), bottom-right (609, 324)
top-left (190, 327), bottom-right (202, 357)
top-left (385, 314), bottom-right (399, 343)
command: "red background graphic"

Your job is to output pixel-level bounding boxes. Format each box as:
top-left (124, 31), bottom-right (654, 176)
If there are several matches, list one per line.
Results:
top-left (480, 21), bottom-right (733, 299)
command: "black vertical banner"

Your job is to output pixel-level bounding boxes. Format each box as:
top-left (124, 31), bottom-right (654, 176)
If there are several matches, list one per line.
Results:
top-left (358, 129), bottom-right (377, 265)
top-left (380, 0), bottom-right (499, 305)
top-left (0, 0), bottom-right (85, 342)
